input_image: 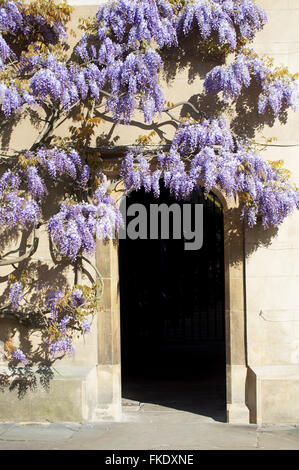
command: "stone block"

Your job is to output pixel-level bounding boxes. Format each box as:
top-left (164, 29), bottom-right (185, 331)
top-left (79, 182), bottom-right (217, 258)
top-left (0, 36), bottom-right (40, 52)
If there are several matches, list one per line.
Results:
top-left (247, 366), bottom-right (299, 424)
top-left (0, 366), bottom-right (97, 423)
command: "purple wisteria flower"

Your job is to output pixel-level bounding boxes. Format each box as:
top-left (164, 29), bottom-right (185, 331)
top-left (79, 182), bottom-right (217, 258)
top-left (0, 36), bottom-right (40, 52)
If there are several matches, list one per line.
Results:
top-left (121, 116), bottom-right (298, 228)
top-left (0, 1), bottom-right (23, 71)
top-left (12, 349), bottom-right (28, 365)
top-left (176, 0), bottom-right (267, 48)
top-left (48, 189), bottom-right (122, 261)
top-left (96, 0), bottom-right (177, 48)
top-left (71, 288), bottom-right (85, 308)
top-left (0, 1), bottom-right (68, 116)
top-left (26, 166), bottom-right (47, 200)
top-left (36, 148), bottom-right (85, 183)
top-left (46, 290), bottom-right (65, 320)
top-left (0, 170), bottom-right (40, 230)
top-left (82, 317), bottom-right (91, 334)
top-left (45, 286), bottom-right (93, 358)
top-left (72, 0), bottom-right (178, 123)
top-left (8, 282), bottom-right (23, 310)
top-left (49, 336), bottom-right (74, 359)
top-left (204, 48), bottom-right (299, 116)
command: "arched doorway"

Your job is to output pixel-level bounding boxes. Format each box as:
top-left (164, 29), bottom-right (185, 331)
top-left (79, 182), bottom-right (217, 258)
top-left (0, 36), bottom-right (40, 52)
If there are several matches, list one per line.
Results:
top-left (119, 186), bottom-right (226, 421)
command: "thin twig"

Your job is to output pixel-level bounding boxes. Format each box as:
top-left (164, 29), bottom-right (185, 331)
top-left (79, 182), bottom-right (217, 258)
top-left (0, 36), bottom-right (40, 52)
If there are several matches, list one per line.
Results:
top-left (31, 107), bottom-right (61, 149)
top-left (54, 90), bottom-right (122, 130)
top-left (163, 101), bottom-right (204, 116)
top-left (0, 310), bottom-right (47, 326)
top-left (253, 142), bottom-right (299, 148)
top-left (164, 110), bottom-right (181, 123)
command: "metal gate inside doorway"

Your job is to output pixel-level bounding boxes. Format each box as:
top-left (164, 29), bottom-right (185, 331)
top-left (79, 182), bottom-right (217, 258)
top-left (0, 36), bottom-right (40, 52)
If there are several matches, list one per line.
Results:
top-left (119, 186), bottom-right (225, 381)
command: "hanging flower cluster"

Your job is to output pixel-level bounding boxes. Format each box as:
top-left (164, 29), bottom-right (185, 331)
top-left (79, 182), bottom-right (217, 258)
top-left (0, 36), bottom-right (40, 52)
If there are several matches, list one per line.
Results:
top-left (176, 0), bottom-right (267, 48)
top-left (0, 1), bottom-right (23, 69)
top-left (0, 82), bottom-right (36, 117)
top-left (75, 40), bottom-right (166, 123)
top-left (33, 147), bottom-right (90, 187)
top-left (7, 284), bottom-right (97, 363)
top-left (204, 48), bottom-right (299, 115)
top-left (0, 1), bottom-right (72, 116)
top-left (96, 0), bottom-right (177, 48)
top-left (0, 170), bottom-right (40, 230)
top-left (121, 117), bottom-right (299, 228)
top-left (0, 0), bottom-right (69, 59)
top-left (121, 151), bottom-right (162, 198)
top-left (48, 193), bottom-right (122, 262)
top-left (0, 148), bottom-right (85, 231)
top-left (29, 55), bottom-right (79, 110)
top-left (12, 349), bottom-right (28, 365)
top-left (74, 0), bottom-right (178, 123)
top-left (8, 281), bottom-right (23, 310)
top-left (1, 145), bottom-right (122, 260)
top-left (45, 286), bottom-right (96, 359)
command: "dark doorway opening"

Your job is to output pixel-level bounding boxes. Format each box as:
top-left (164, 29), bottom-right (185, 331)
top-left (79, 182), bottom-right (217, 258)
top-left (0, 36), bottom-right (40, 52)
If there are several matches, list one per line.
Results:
top-left (119, 186), bottom-right (226, 421)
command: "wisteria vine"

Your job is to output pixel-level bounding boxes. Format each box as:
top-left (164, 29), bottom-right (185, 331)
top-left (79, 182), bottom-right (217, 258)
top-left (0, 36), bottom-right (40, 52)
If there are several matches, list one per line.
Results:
top-left (0, 0), bottom-right (298, 368)
top-left (204, 48), bottom-right (299, 115)
top-left (121, 116), bottom-right (299, 228)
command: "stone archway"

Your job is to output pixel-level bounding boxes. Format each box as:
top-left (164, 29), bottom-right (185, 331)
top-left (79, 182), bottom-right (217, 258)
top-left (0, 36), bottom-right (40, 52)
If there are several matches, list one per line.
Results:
top-left (95, 185), bottom-right (250, 423)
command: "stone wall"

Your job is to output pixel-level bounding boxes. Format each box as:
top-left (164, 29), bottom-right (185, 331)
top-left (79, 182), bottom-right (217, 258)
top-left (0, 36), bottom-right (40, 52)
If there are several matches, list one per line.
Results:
top-left (0, 0), bottom-right (298, 424)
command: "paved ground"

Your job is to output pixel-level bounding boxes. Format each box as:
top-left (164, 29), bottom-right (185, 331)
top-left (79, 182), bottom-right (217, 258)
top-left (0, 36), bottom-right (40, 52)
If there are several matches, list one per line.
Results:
top-left (0, 403), bottom-right (299, 450)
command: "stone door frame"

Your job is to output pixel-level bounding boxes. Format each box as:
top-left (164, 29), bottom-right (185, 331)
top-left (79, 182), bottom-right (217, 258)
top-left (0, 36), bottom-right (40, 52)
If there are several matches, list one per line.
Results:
top-left (95, 186), bottom-right (250, 423)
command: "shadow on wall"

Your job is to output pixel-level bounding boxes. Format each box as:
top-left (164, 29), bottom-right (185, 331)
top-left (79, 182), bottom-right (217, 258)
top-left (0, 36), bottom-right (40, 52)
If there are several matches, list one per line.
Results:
top-left (0, 318), bottom-right (54, 399)
top-left (179, 86), bottom-right (290, 141)
top-left (0, 241), bottom-right (69, 398)
top-left (231, 81), bottom-right (290, 138)
top-left (161, 29), bottom-right (227, 84)
top-left (224, 206), bottom-right (279, 266)
top-left (0, 183), bottom-right (78, 398)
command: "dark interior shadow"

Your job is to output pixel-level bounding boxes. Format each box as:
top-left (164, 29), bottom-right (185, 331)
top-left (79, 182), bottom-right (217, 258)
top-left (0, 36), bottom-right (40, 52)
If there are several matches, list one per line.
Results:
top-left (121, 343), bottom-right (227, 422)
top-left (119, 187), bottom-right (227, 422)
top-left (119, 187), bottom-right (280, 422)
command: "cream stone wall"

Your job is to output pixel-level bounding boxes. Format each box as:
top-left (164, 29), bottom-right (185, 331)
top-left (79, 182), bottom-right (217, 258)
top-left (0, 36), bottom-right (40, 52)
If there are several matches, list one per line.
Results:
top-left (244, 1), bottom-right (299, 423)
top-left (244, 2), bottom-right (299, 369)
top-left (0, 1), bottom-right (298, 423)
